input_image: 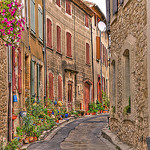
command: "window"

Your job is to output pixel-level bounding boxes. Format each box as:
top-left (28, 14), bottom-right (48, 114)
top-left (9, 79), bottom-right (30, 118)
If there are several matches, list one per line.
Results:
top-left (58, 75), bottom-right (62, 101)
top-left (57, 26), bottom-right (61, 53)
top-left (86, 43), bottom-right (90, 64)
top-left (37, 63), bottom-right (40, 100)
top-left (96, 36), bottom-right (100, 60)
top-left (66, 32), bottom-right (72, 57)
top-left (47, 18), bottom-right (52, 48)
top-left (38, 6), bottom-right (43, 41)
top-left (18, 47), bottom-right (22, 94)
top-left (66, 0), bottom-right (71, 15)
top-left (113, 0), bottom-right (118, 15)
top-left (85, 15), bottom-right (89, 28)
top-left (31, 60), bottom-right (35, 97)
top-left (56, 0), bottom-right (61, 7)
top-left (30, 0), bottom-right (35, 33)
top-left (49, 73), bottom-right (54, 100)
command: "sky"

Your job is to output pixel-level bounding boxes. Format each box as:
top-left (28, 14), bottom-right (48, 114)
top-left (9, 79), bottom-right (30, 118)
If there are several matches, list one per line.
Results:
top-left (87, 0), bottom-right (106, 16)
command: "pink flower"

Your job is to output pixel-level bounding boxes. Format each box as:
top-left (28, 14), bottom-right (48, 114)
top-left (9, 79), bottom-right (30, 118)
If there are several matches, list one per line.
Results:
top-left (2, 33), bottom-right (5, 36)
top-left (4, 18), bottom-right (7, 22)
top-left (9, 9), bottom-right (12, 12)
top-left (10, 27), bottom-right (14, 31)
top-left (7, 31), bottom-right (11, 35)
top-left (1, 20), bottom-right (4, 23)
top-left (3, 9), bottom-right (5, 13)
top-left (22, 27), bottom-right (25, 31)
top-left (8, 4), bottom-right (12, 8)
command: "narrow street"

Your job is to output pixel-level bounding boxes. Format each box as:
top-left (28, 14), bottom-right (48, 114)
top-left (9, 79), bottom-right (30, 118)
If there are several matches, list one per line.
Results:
top-left (28, 115), bottom-right (116, 150)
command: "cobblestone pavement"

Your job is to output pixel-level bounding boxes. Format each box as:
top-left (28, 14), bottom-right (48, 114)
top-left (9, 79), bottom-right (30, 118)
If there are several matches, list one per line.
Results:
top-left (28, 115), bottom-right (117, 150)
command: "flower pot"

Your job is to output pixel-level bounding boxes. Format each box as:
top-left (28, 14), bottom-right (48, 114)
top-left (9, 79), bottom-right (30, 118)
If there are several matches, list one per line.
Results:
top-left (12, 115), bottom-right (17, 120)
top-left (92, 112), bottom-right (96, 115)
top-left (33, 136), bottom-right (38, 141)
top-left (29, 136), bottom-right (34, 143)
top-left (65, 114), bottom-right (68, 118)
top-left (86, 112), bottom-right (90, 115)
top-left (56, 120), bottom-right (59, 123)
top-left (24, 137), bottom-right (29, 144)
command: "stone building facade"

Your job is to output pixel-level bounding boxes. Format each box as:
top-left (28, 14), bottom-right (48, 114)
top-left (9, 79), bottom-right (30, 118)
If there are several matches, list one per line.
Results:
top-left (107, 0), bottom-right (149, 149)
top-left (46, 0), bottom-right (94, 111)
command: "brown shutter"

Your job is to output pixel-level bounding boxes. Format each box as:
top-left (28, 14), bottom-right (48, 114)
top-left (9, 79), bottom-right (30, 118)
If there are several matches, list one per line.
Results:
top-left (100, 41), bottom-right (102, 60)
top-left (57, 26), bottom-right (61, 53)
top-left (18, 47), bottom-right (22, 93)
top-left (96, 36), bottom-right (100, 60)
top-left (86, 43), bottom-right (90, 64)
top-left (49, 73), bottom-right (54, 100)
top-left (85, 15), bottom-right (89, 27)
top-left (56, 0), bottom-right (61, 7)
top-left (58, 76), bottom-right (62, 101)
top-left (47, 19), bottom-right (52, 48)
top-left (113, 0), bottom-right (118, 15)
top-left (66, 32), bottom-right (71, 57)
top-left (66, 0), bottom-right (71, 15)
top-left (12, 47), bottom-right (16, 92)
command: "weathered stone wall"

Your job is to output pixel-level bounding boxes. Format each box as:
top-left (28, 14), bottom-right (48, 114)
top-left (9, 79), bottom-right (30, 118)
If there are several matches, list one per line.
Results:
top-left (0, 45), bottom-right (8, 145)
top-left (109, 0), bottom-right (148, 149)
top-left (46, 0), bottom-right (93, 110)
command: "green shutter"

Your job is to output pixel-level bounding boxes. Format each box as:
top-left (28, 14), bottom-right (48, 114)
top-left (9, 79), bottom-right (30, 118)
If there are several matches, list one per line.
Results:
top-left (38, 6), bottom-right (43, 40)
top-left (37, 63), bottom-right (40, 100)
top-left (31, 60), bottom-right (35, 97)
top-left (30, 0), bottom-right (35, 33)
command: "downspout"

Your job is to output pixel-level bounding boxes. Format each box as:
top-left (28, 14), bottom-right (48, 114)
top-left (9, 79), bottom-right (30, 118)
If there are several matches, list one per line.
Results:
top-left (8, 46), bottom-right (12, 142)
top-left (43, 0), bottom-right (47, 105)
top-left (91, 23), bottom-right (94, 102)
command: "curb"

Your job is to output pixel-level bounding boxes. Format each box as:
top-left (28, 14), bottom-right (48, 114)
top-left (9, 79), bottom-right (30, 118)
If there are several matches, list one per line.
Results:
top-left (21, 115), bottom-right (91, 150)
top-left (101, 128), bottom-right (135, 150)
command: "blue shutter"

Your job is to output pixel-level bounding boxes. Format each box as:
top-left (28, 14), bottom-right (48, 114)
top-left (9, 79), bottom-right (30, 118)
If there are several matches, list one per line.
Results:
top-left (38, 6), bottom-right (43, 41)
top-left (30, 0), bottom-right (35, 33)
top-left (31, 60), bottom-right (35, 97)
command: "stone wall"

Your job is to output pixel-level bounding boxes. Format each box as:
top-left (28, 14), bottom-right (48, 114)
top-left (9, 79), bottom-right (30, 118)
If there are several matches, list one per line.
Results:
top-left (0, 45), bottom-right (8, 145)
top-left (46, 0), bottom-right (93, 110)
top-left (109, 0), bottom-right (148, 149)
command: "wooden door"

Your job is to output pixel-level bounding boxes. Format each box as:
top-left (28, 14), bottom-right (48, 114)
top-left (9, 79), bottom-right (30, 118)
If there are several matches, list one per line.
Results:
top-left (84, 82), bottom-right (90, 112)
top-left (68, 82), bottom-right (72, 111)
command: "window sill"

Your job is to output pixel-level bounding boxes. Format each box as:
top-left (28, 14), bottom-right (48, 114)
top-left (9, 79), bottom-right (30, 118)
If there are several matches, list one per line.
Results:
top-left (30, 30), bottom-right (36, 40)
top-left (110, 14), bottom-right (117, 26)
top-left (46, 46), bottom-right (53, 51)
top-left (38, 38), bottom-right (43, 45)
top-left (66, 56), bottom-right (72, 59)
top-left (56, 51), bottom-right (62, 56)
top-left (86, 63), bottom-right (90, 67)
top-left (65, 12), bottom-right (72, 19)
top-left (85, 26), bottom-right (89, 30)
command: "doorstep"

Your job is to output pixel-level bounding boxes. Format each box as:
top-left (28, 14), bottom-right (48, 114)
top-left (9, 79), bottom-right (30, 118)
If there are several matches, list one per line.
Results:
top-left (102, 127), bottom-right (135, 150)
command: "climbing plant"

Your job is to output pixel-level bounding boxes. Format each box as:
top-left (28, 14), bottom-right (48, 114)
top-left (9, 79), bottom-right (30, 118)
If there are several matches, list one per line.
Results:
top-left (0, 0), bottom-right (25, 46)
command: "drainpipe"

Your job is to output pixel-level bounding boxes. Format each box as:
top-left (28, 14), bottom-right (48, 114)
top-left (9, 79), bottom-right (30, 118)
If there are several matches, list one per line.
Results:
top-left (91, 23), bottom-right (94, 102)
top-left (43, 0), bottom-right (47, 105)
top-left (8, 46), bottom-right (12, 142)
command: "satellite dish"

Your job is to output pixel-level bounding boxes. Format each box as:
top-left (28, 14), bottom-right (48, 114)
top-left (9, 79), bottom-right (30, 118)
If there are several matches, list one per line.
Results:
top-left (98, 21), bottom-right (106, 31)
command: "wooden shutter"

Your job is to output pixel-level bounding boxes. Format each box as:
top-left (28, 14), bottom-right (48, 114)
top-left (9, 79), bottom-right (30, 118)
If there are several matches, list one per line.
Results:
top-left (31, 60), bottom-right (35, 97)
top-left (30, 0), bottom-right (35, 33)
top-left (120, 0), bottom-right (124, 5)
top-left (57, 26), bottom-right (61, 53)
top-left (106, 50), bottom-right (108, 67)
top-left (18, 47), bottom-right (22, 93)
top-left (96, 36), bottom-right (100, 60)
top-left (106, 0), bottom-right (110, 24)
top-left (37, 64), bottom-right (40, 99)
top-left (38, 6), bottom-right (43, 40)
top-left (12, 47), bottom-right (16, 92)
top-left (49, 73), bottom-right (54, 100)
top-left (100, 41), bottom-right (102, 60)
top-left (56, 0), bottom-right (61, 7)
top-left (66, 32), bottom-right (72, 57)
top-left (94, 15), bottom-right (97, 26)
top-left (66, 0), bottom-right (71, 15)
top-left (113, 0), bottom-right (118, 15)
top-left (58, 76), bottom-right (62, 101)
top-left (47, 19), bottom-right (52, 48)
top-left (85, 15), bottom-right (89, 27)
top-left (86, 43), bottom-right (90, 64)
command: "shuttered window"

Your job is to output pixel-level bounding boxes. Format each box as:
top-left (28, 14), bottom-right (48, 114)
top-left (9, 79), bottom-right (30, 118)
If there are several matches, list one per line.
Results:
top-left (106, 0), bottom-right (110, 24)
top-left (49, 73), bottom-right (54, 100)
top-left (103, 46), bottom-right (105, 64)
top-left (100, 41), bottom-right (102, 60)
top-left (12, 47), bottom-right (16, 92)
top-left (47, 18), bottom-right (52, 48)
top-left (66, 32), bottom-right (72, 57)
top-left (18, 47), bottom-right (22, 93)
top-left (66, 0), bottom-right (71, 15)
top-left (37, 64), bottom-right (40, 100)
top-left (57, 26), bottom-right (61, 53)
top-left (85, 15), bottom-right (89, 28)
top-left (21, 0), bottom-right (25, 18)
top-left (31, 60), bottom-right (35, 97)
top-left (86, 43), bottom-right (90, 64)
top-left (113, 0), bottom-right (118, 15)
top-left (58, 75), bottom-right (62, 101)
top-left (56, 0), bottom-right (61, 7)
top-left (96, 36), bottom-right (100, 60)
top-left (38, 6), bottom-right (43, 41)
top-left (30, 0), bottom-right (35, 33)
top-left (26, 0), bottom-right (29, 28)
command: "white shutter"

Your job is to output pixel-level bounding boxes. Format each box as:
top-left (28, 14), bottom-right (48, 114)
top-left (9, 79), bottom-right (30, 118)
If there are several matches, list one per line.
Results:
top-left (38, 6), bottom-right (43, 41)
top-left (21, 0), bottom-right (25, 18)
top-left (30, 0), bottom-right (35, 33)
